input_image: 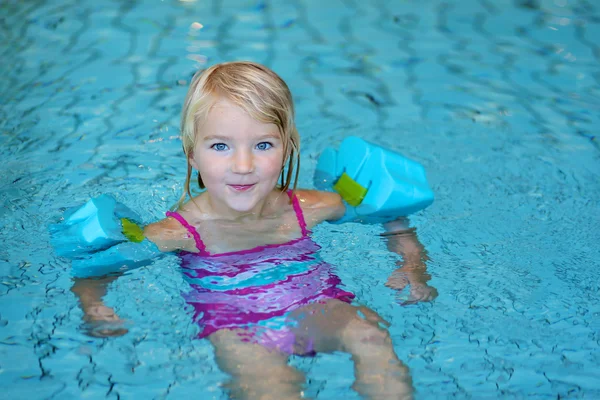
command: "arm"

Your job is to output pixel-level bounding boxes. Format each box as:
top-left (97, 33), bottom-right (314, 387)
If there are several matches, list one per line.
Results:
top-left (51, 194), bottom-right (199, 336)
top-left (143, 216), bottom-right (198, 253)
top-left (295, 189), bottom-right (436, 304)
top-left (71, 274), bottom-right (128, 337)
top-left (381, 218), bottom-right (438, 304)
top-left (293, 189), bottom-right (346, 228)
top-left (53, 197), bottom-right (198, 277)
top-left (68, 217), bottom-right (196, 337)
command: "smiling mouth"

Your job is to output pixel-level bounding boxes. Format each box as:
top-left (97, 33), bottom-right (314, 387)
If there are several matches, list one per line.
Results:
top-left (228, 184), bottom-right (255, 192)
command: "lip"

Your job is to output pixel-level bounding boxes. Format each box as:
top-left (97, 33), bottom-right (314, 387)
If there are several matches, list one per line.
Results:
top-left (228, 184), bottom-right (256, 192)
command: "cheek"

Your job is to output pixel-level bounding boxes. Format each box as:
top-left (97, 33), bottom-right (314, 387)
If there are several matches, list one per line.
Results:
top-left (196, 153), bottom-right (224, 182)
top-left (262, 153), bottom-right (284, 177)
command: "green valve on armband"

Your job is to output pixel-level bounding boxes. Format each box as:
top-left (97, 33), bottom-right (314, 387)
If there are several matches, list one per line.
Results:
top-left (333, 172), bottom-right (368, 207)
top-left (121, 218), bottom-right (145, 243)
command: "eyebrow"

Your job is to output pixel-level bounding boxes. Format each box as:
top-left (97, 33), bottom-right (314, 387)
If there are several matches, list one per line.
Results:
top-left (202, 133), bottom-right (281, 142)
top-left (202, 135), bottom-right (229, 142)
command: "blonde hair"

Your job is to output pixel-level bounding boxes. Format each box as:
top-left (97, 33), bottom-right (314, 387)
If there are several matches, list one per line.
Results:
top-left (177, 61), bottom-right (300, 208)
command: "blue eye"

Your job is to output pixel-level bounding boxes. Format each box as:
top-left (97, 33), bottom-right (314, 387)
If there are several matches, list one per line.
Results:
top-left (211, 143), bottom-right (229, 151)
top-left (256, 142), bottom-right (272, 151)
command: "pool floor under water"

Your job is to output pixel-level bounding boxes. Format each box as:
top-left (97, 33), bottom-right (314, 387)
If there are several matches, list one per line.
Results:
top-left (0, 0), bottom-right (599, 398)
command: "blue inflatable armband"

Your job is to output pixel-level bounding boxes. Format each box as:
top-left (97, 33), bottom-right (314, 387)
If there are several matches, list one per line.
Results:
top-left (50, 194), bottom-right (141, 257)
top-left (314, 136), bottom-right (434, 222)
top-left (50, 194), bottom-right (161, 276)
top-left (70, 240), bottom-right (160, 278)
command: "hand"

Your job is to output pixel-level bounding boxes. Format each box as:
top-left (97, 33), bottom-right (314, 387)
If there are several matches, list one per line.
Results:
top-left (82, 304), bottom-right (129, 338)
top-left (402, 283), bottom-right (438, 306)
top-left (386, 270), bottom-right (438, 305)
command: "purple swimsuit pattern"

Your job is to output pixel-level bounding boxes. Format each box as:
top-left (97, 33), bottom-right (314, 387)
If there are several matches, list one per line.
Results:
top-left (166, 191), bottom-right (354, 354)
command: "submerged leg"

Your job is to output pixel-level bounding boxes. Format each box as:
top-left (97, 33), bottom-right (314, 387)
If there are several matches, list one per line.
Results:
top-left (342, 311), bottom-right (413, 400)
top-left (290, 300), bottom-right (413, 400)
top-left (209, 329), bottom-right (306, 400)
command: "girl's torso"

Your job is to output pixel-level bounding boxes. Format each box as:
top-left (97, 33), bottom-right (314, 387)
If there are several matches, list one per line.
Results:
top-left (143, 188), bottom-right (345, 255)
top-left (166, 191), bottom-right (354, 345)
top-left (171, 190), bottom-right (307, 256)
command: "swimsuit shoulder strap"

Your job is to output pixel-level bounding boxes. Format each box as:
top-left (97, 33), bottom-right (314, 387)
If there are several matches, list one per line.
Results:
top-left (287, 190), bottom-right (310, 237)
top-left (165, 211), bottom-right (208, 255)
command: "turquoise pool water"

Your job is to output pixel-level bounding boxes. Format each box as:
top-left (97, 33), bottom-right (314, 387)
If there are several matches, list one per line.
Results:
top-left (1, 0), bottom-right (599, 398)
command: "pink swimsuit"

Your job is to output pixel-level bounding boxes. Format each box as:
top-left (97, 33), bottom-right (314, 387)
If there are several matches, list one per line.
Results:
top-left (166, 191), bottom-right (354, 354)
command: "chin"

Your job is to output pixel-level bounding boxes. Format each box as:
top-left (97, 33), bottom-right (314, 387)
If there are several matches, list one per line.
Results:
top-left (226, 199), bottom-right (259, 214)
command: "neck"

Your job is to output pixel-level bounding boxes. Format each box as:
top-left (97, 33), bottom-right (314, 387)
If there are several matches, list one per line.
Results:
top-left (204, 190), bottom-right (285, 221)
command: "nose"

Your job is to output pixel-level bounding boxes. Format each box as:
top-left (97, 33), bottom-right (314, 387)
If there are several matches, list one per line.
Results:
top-left (231, 148), bottom-right (254, 174)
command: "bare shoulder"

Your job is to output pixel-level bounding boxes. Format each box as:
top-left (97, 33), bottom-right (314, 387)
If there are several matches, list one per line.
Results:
top-left (294, 189), bottom-right (345, 227)
top-left (178, 196), bottom-right (203, 214)
top-left (144, 216), bottom-right (198, 253)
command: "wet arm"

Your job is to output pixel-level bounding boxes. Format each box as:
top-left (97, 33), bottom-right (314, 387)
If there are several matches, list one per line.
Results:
top-left (143, 216), bottom-right (198, 252)
top-left (294, 190), bottom-right (346, 228)
top-left (382, 218), bottom-right (438, 303)
top-left (69, 217), bottom-right (194, 336)
top-left (71, 274), bottom-right (128, 336)
top-left (71, 275), bottom-right (119, 313)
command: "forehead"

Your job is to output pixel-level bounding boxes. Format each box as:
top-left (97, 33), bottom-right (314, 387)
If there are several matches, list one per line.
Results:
top-left (207, 97), bottom-right (246, 119)
top-left (199, 97), bottom-right (281, 138)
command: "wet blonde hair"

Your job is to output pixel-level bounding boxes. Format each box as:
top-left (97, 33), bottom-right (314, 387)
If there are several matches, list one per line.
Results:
top-left (177, 61), bottom-right (300, 208)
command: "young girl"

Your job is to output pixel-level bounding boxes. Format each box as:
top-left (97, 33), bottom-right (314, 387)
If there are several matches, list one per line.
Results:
top-left (70, 61), bottom-right (437, 400)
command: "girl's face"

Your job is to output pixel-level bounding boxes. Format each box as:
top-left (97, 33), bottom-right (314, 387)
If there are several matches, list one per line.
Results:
top-left (189, 97), bottom-right (285, 218)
